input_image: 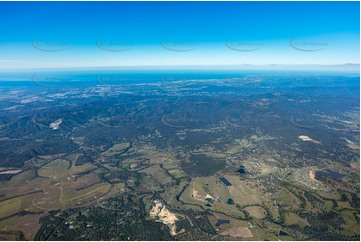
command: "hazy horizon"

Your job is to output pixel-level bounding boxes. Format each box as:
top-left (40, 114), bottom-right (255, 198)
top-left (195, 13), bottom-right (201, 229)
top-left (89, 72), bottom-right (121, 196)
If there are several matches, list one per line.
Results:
top-left (0, 63), bottom-right (360, 73)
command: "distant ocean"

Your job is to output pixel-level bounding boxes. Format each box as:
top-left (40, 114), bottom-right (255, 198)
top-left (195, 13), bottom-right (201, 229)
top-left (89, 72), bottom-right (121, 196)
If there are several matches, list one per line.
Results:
top-left (0, 69), bottom-right (359, 88)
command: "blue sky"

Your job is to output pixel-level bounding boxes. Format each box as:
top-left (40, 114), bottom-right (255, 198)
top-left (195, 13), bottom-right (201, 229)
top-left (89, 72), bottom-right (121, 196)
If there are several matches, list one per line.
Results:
top-left (0, 1), bottom-right (359, 70)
